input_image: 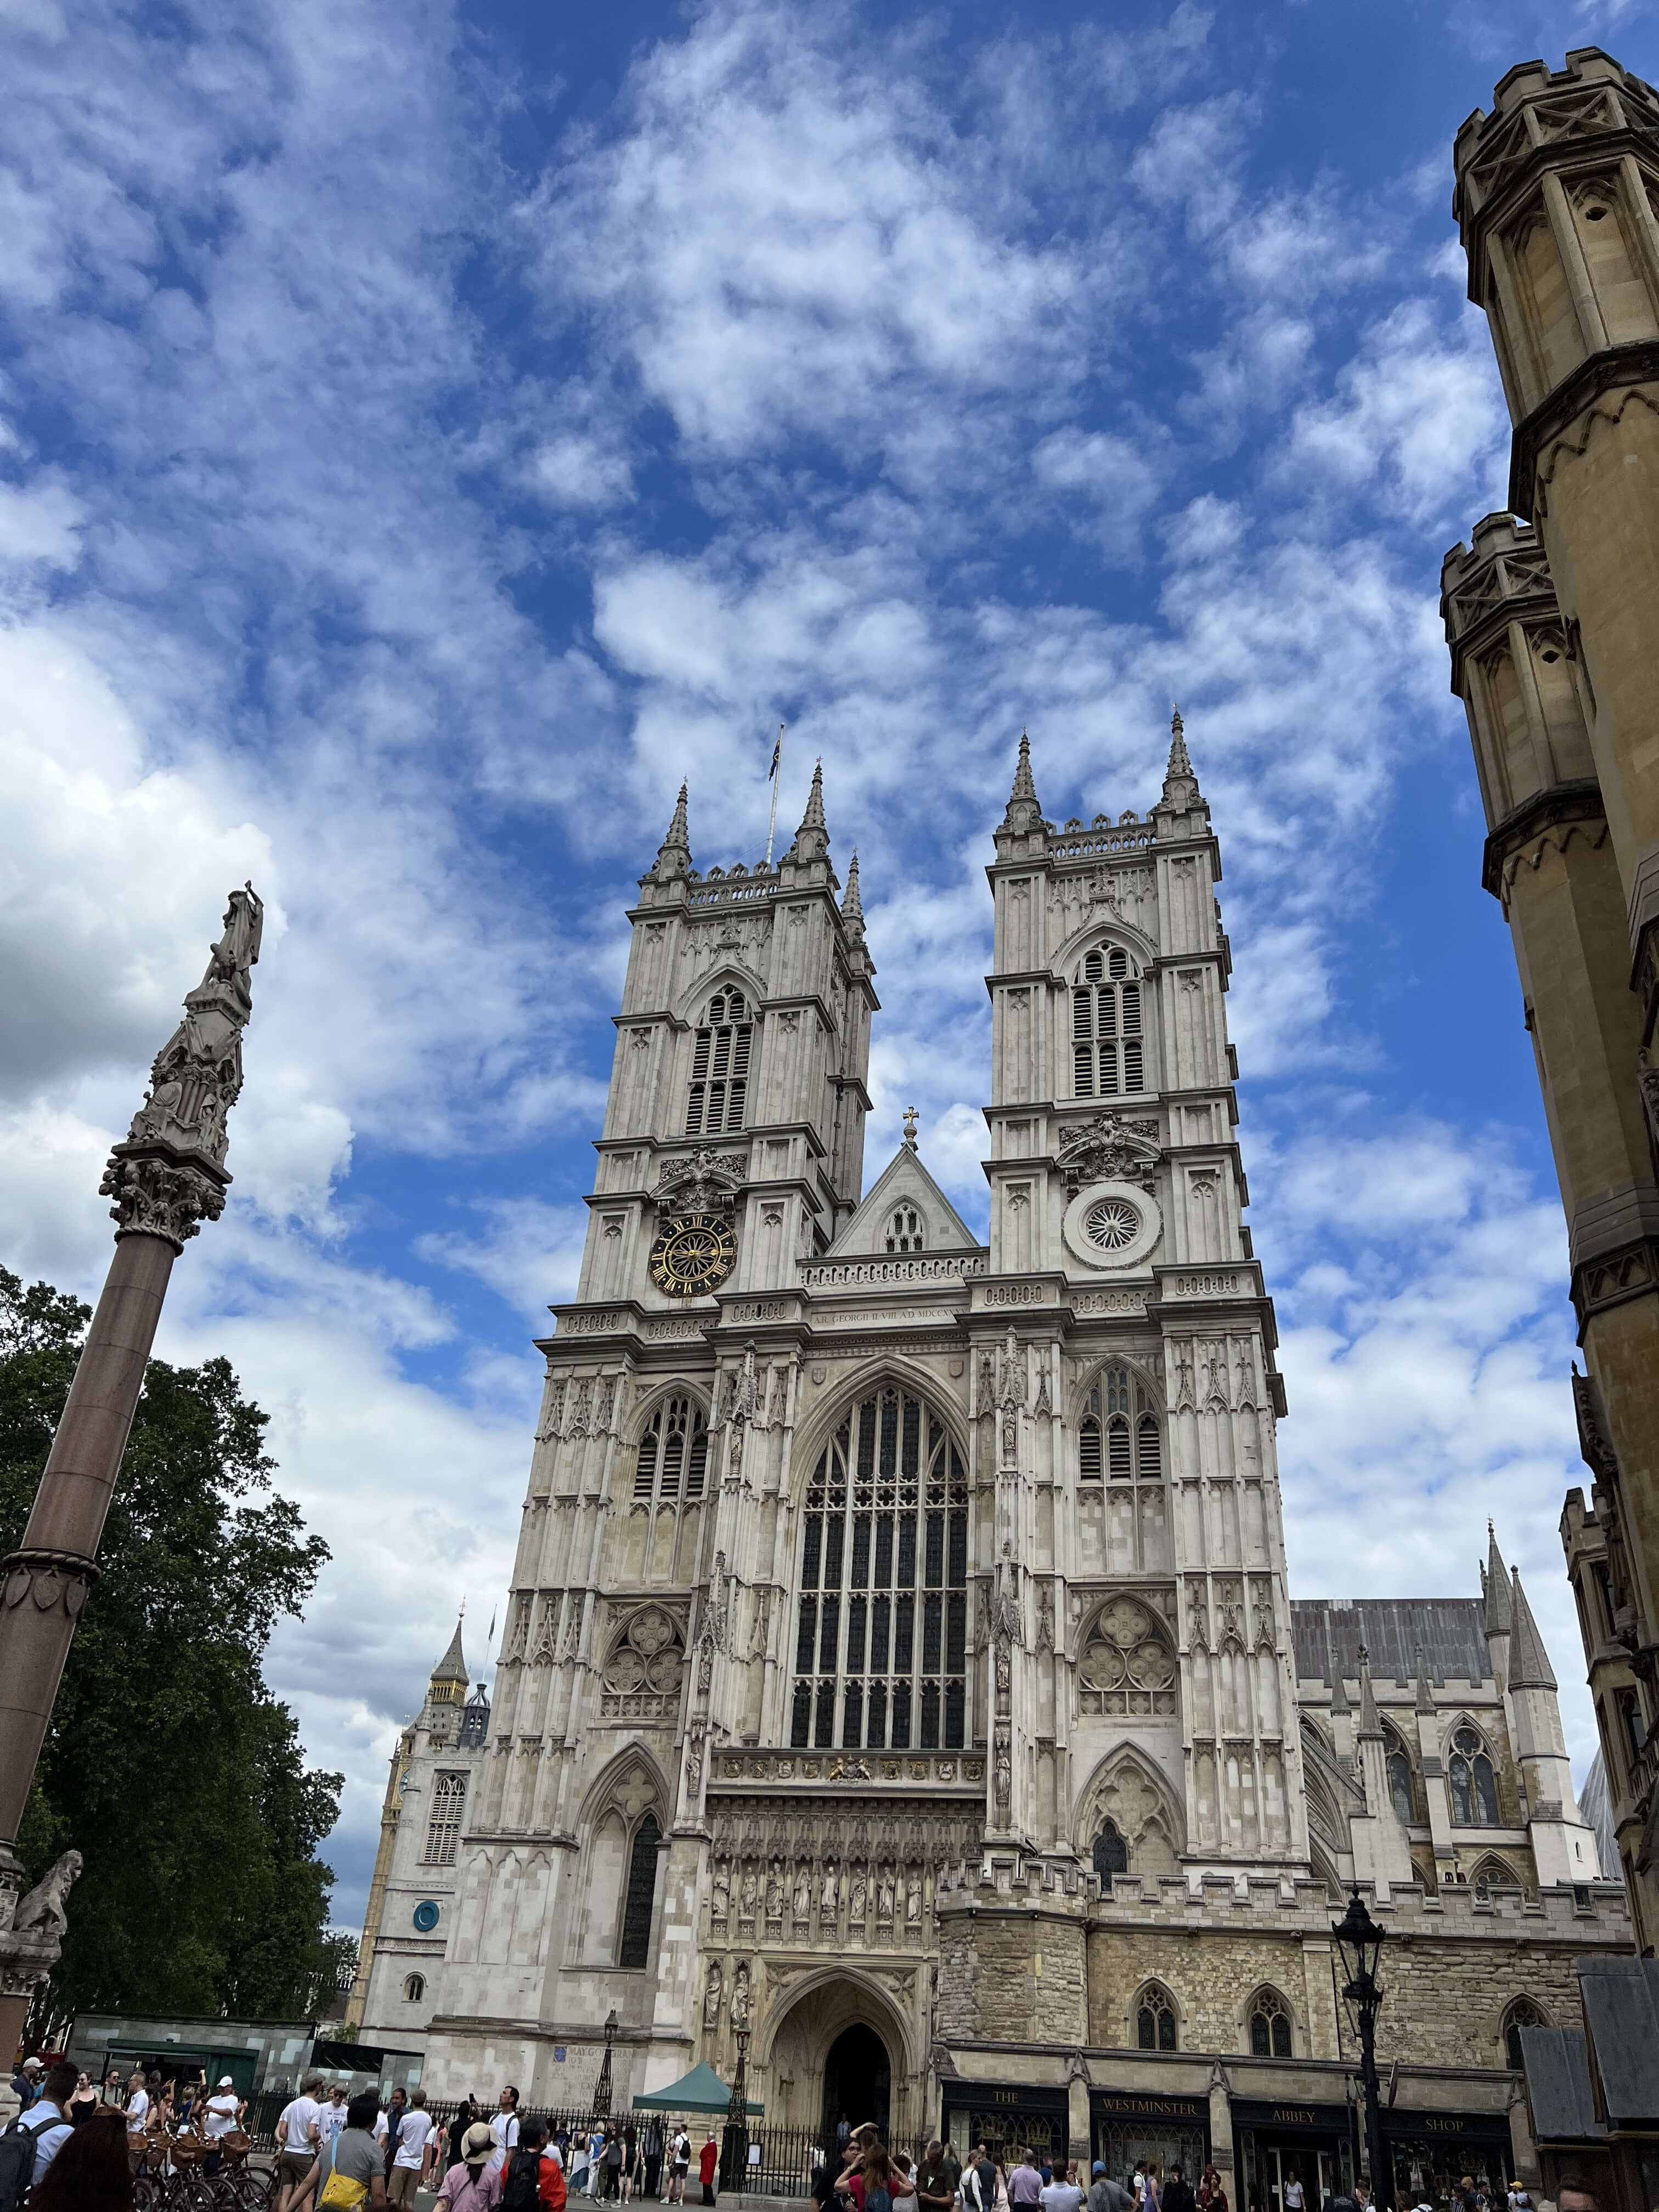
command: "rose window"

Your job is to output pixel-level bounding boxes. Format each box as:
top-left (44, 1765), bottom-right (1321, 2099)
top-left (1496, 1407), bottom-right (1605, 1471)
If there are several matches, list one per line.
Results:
top-left (1084, 1196), bottom-right (1140, 1251)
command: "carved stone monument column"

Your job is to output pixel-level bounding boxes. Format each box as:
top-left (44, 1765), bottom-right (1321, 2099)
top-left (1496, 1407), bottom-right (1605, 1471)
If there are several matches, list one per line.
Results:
top-left (0, 887), bottom-right (262, 2068)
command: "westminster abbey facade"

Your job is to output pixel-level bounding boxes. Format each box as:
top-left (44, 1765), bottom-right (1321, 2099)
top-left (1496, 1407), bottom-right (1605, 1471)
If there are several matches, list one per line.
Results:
top-left (357, 727), bottom-right (1632, 2210)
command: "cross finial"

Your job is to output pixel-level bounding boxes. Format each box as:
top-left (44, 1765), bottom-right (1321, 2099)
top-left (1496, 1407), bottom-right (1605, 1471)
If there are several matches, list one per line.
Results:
top-left (902, 1104), bottom-right (918, 1150)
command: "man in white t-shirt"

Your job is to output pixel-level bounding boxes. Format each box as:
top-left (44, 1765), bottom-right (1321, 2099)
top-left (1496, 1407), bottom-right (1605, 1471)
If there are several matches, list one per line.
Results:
top-left (389, 2090), bottom-right (434, 2208)
top-left (275, 2074), bottom-right (326, 2208)
top-left (488, 2086), bottom-right (521, 2177)
top-left (318, 2086), bottom-right (348, 2143)
top-left (202, 2077), bottom-right (241, 2177)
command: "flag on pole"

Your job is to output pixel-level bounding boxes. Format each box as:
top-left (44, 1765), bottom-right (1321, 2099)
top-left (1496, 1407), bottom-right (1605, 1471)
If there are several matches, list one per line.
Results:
top-left (768, 723), bottom-right (783, 780)
top-left (487, 1607), bottom-right (496, 1643)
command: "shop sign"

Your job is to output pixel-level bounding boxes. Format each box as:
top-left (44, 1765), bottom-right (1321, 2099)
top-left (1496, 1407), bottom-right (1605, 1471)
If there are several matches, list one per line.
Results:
top-left (1230, 2102), bottom-right (1351, 2138)
top-left (1093, 2095), bottom-right (1209, 2125)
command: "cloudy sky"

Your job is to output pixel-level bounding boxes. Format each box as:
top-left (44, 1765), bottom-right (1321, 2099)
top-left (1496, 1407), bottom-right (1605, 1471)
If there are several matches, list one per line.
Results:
top-left (3, 0), bottom-right (1649, 1929)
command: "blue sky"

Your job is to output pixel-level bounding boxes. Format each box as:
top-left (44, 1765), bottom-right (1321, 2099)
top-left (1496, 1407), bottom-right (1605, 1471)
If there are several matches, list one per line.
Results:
top-left (3, 0), bottom-right (1650, 1928)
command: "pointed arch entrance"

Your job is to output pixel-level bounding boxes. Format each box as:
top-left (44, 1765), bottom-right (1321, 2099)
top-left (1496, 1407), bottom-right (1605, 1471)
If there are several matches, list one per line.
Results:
top-left (762, 1973), bottom-right (911, 2145)
top-left (823, 2022), bottom-right (890, 2142)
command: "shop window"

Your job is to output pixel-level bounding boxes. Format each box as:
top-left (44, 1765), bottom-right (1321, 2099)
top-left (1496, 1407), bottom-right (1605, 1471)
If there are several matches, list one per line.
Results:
top-left (1248, 1989), bottom-right (1293, 2058)
top-left (1136, 1982), bottom-right (1177, 2051)
top-left (1448, 1727), bottom-right (1500, 1826)
top-left (1503, 1997), bottom-right (1547, 2071)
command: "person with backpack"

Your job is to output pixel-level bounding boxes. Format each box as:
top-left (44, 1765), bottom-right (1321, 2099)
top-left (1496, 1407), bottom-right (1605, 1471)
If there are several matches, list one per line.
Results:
top-left (501, 2121), bottom-right (551, 2212)
top-left (0, 2058), bottom-right (76, 2211)
top-left (964, 2151), bottom-right (1000, 2212)
top-left (25, 2107), bottom-right (132, 2212)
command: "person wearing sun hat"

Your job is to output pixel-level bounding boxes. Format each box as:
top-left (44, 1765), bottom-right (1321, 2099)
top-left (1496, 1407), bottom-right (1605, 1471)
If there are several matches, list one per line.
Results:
top-left (202, 2075), bottom-right (240, 2177)
top-left (436, 2120), bottom-right (507, 2209)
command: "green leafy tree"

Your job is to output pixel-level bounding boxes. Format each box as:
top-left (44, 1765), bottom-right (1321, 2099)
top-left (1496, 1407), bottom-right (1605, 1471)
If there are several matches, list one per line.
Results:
top-left (1, 1265), bottom-right (343, 2021)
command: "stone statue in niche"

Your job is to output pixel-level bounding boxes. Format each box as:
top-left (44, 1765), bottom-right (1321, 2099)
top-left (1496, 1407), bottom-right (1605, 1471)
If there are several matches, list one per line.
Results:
top-left (712, 1860), bottom-right (730, 1922)
top-left (766, 1861), bottom-right (784, 1919)
top-left (732, 1961), bottom-right (750, 2027)
top-left (907, 1870), bottom-right (923, 1925)
top-left (877, 1872), bottom-right (895, 1921)
top-left (821, 1861), bottom-right (839, 1915)
top-left (740, 1865), bottom-right (758, 1918)
top-left (849, 1864), bottom-right (867, 1920)
top-left (793, 1865), bottom-right (811, 1920)
top-left (703, 1962), bottom-right (723, 2029)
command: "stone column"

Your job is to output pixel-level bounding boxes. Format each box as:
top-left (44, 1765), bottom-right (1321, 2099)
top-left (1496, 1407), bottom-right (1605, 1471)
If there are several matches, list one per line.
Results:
top-left (0, 888), bottom-right (261, 2068)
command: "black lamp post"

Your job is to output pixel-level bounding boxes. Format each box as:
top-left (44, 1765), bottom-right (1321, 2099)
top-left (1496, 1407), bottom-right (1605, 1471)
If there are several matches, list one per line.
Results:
top-left (594, 2007), bottom-right (618, 2126)
top-left (723, 2022), bottom-right (751, 2192)
top-left (1331, 1888), bottom-right (1392, 2210)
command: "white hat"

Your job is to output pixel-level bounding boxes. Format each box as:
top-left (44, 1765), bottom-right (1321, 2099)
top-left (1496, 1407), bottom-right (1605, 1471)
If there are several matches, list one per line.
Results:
top-left (21, 2059), bottom-right (42, 2074)
top-left (218, 2077), bottom-right (235, 2089)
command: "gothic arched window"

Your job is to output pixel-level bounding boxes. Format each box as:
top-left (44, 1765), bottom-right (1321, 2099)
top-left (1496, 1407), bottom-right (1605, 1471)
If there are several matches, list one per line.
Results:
top-left (686, 988), bottom-right (752, 1136)
top-left (619, 1812), bottom-right (663, 1968)
top-left (885, 1205), bottom-right (924, 1254)
top-left (1503, 1996), bottom-right (1547, 2071)
top-left (1079, 1365), bottom-right (1162, 1483)
top-left (1448, 1728), bottom-right (1500, 1826)
top-left (1072, 946), bottom-right (1146, 1099)
top-left (422, 1773), bottom-right (467, 1866)
top-left (633, 1394), bottom-right (709, 1504)
top-left (404, 1973), bottom-right (425, 2003)
top-left (1093, 1820), bottom-right (1128, 1893)
top-left (1249, 1989), bottom-right (1293, 2057)
top-left (1387, 1740), bottom-right (1416, 1827)
top-left (1136, 1982), bottom-right (1177, 2051)
top-left (791, 1386), bottom-right (969, 1754)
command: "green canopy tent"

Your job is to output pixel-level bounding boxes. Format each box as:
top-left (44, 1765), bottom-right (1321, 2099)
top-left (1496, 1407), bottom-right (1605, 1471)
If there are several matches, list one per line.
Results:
top-left (631, 2061), bottom-right (763, 2116)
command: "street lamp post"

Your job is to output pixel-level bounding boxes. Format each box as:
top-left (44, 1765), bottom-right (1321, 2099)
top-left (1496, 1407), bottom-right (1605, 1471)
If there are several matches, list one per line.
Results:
top-left (1331, 1887), bottom-right (1393, 2210)
top-left (594, 2008), bottom-right (618, 2125)
top-left (724, 2022), bottom-right (751, 2194)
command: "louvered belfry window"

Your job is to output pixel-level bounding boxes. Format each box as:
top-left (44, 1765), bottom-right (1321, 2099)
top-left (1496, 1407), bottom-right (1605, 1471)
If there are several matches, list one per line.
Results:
top-left (686, 988), bottom-right (752, 1135)
top-left (633, 1394), bottom-right (709, 1504)
top-left (422, 1772), bottom-right (467, 1866)
top-left (791, 1387), bottom-right (969, 1753)
top-left (1078, 1365), bottom-right (1161, 1483)
top-left (1073, 947), bottom-right (1144, 1098)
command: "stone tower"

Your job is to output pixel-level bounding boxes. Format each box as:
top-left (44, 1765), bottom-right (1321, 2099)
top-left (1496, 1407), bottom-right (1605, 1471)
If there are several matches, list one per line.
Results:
top-left (1447, 46), bottom-right (1659, 1945)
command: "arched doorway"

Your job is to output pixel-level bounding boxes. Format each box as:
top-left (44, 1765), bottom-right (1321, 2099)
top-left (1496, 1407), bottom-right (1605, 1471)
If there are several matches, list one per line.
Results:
top-left (823, 2022), bottom-right (890, 2143)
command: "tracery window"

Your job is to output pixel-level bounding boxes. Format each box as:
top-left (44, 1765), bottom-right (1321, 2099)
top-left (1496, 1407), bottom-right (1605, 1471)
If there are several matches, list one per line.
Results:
top-left (1471, 1855), bottom-right (1521, 1902)
top-left (1503, 1997), bottom-right (1547, 2071)
top-left (1136, 1982), bottom-right (1177, 2051)
top-left (1077, 1598), bottom-right (1178, 1717)
top-left (885, 1206), bottom-right (924, 1253)
top-left (404, 1973), bottom-right (425, 2003)
top-left (1249, 1989), bottom-right (1293, 2058)
top-left (619, 1813), bottom-right (663, 1968)
top-left (1079, 1366), bottom-right (1162, 1483)
top-left (1073, 946), bottom-right (1145, 1099)
top-left (422, 1772), bottom-right (466, 1866)
top-left (633, 1395), bottom-right (709, 1504)
top-left (686, 988), bottom-right (752, 1136)
top-left (1448, 1727), bottom-right (1500, 1826)
top-left (1092, 1820), bottom-right (1128, 1894)
top-left (791, 1385), bottom-right (969, 1753)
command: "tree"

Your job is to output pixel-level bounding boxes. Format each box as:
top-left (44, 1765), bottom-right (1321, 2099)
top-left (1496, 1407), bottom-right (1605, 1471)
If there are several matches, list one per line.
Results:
top-left (0, 1265), bottom-right (343, 2023)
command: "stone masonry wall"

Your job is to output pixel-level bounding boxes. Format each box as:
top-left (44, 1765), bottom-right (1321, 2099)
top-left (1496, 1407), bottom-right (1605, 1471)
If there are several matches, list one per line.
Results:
top-left (1087, 1927), bottom-right (1324, 2056)
top-left (939, 1904), bottom-right (1088, 2044)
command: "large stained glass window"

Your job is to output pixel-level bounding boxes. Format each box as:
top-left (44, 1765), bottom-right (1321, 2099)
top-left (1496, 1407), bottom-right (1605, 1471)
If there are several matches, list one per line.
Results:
top-left (791, 1386), bottom-right (969, 1752)
top-left (618, 1813), bottom-right (662, 1968)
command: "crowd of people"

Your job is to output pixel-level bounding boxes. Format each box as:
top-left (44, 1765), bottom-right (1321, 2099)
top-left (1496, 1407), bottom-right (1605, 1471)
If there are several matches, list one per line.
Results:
top-left (2, 2064), bottom-right (1588, 2212)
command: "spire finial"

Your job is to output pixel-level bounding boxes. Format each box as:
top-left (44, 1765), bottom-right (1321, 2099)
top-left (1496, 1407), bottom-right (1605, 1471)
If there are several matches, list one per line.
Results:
top-left (841, 850), bottom-right (864, 934)
top-left (1357, 1641), bottom-right (1382, 1739)
top-left (1001, 728), bottom-right (1043, 837)
top-left (1414, 1641), bottom-right (1435, 1716)
top-left (1509, 1565), bottom-right (1558, 1691)
top-left (789, 758), bottom-right (830, 863)
top-left (903, 1104), bottom-right (918, 1150)
top-left (1166, 703), bottom-right (1193, 779)
top-left (647, 781), bottom-right (693, 883)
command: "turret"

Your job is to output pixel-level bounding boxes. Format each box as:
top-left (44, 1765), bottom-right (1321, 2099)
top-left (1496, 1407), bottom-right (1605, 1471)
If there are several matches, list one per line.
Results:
top-left (1506, 1566), bottom-right (1602, 1884)
top-left (1153, 707), bottom-right (1209, 837)
top-left (645, 782), bottom-right (693, 890)
top-left (1349, 1645), bottom-right (1414, 1893)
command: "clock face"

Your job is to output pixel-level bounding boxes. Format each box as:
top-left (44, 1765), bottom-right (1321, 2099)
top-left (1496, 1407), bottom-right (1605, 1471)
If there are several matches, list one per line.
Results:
top-left (648, 1211), bottom-right (738, 1299)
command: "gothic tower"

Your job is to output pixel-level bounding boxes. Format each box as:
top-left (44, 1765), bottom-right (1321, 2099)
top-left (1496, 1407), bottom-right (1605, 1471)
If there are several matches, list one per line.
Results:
top-left (1447, 46), bottom-right (1659, 1942)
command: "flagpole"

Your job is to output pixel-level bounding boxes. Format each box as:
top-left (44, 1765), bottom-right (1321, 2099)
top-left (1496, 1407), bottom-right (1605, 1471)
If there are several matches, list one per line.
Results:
top-left (764, 721), bottom-right (785, 868)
